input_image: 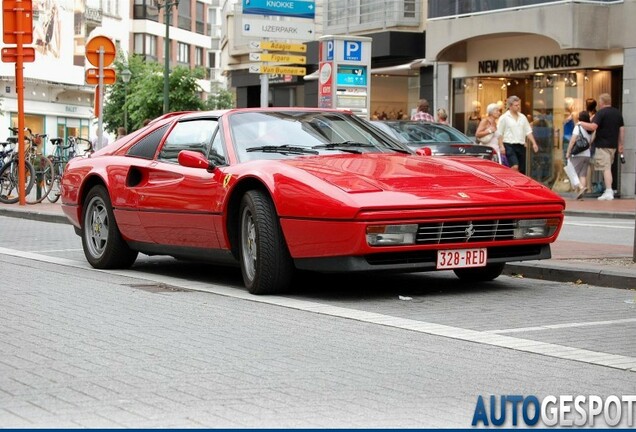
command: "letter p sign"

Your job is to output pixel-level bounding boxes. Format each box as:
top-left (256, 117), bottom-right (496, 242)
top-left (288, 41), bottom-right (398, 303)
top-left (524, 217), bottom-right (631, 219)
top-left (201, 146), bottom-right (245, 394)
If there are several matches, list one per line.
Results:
top-left (326, 40), bottom-right (334, 61)
top-left (344, 41), bottom-right (362, 61)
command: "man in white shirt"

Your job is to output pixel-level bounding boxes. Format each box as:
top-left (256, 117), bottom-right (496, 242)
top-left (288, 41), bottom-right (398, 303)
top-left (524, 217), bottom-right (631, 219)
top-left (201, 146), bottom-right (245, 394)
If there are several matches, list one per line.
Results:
top-left (497, 95), bottom-right (539, 175)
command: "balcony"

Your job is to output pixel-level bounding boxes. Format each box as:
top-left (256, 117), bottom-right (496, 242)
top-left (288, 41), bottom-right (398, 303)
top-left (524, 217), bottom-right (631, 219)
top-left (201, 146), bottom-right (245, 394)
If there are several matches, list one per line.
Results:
top-left (426, 0), bottom-right (625, 61)
top-left (428, 0), bottom-right (622, 19)
top-left (324, 0), bottom-right (421, 34)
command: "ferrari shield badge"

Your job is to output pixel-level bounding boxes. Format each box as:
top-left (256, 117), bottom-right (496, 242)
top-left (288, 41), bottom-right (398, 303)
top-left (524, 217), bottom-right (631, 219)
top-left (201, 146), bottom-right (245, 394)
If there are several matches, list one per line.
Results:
top-left (223, 174), bottom-right (232, 188)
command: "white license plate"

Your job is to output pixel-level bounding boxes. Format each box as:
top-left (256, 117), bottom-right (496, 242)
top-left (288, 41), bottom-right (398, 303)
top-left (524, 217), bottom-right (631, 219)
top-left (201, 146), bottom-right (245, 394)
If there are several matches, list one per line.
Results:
top-left (436, 248), bottom-right (487, 270)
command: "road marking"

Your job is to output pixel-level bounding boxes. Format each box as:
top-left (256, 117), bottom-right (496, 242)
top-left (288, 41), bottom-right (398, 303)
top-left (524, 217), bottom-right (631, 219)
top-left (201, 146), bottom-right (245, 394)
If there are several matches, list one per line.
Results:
top-left (485, 318), bottom-right (636, 334)
top-left (1, 246), bottom-right (635, 373)
top-left (563, 221), bottom-right (634, 230)
top-left (32, 248), bottom-right (84, 253)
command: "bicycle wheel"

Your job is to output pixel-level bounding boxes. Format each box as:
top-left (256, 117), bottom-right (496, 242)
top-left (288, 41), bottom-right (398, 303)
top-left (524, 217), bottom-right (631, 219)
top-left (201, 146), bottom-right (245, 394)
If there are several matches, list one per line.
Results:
top-left (0, 160), bottom-right (36, 204)
top-left (26, 154), bottom-right (54, 204)
top-left (47, 171), bottom-right (61, 203)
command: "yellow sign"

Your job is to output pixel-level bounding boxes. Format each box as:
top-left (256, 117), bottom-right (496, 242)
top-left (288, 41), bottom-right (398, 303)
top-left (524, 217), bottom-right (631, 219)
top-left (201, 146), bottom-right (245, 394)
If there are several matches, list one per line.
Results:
top-left (260, 40), bottom-right (307, 53)
top-left (252, 65), bottom-right (307, 76)
top-left (259, 53), bottom-right (306, 64)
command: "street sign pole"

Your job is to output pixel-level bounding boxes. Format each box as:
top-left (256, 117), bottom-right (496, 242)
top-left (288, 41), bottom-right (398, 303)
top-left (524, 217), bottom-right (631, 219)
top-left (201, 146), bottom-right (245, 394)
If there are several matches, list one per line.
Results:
top-left (13, 0), bottom-right (29, 205)
top-left (98, 47), bottom-right (104, 147)
top-left (261, 33), bottom-right (269, 108)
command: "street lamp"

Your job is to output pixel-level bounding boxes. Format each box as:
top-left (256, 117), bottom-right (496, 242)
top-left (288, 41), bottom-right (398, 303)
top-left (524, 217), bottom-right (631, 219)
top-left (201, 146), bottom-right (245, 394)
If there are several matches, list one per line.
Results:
top-left (155, 0), bottom-right (179, 114)
top-left (120, 68), bottom-right (132, 133)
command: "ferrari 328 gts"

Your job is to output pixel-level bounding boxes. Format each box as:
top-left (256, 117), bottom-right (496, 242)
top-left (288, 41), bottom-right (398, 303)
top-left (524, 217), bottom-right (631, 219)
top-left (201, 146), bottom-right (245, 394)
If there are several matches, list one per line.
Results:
top-left (61, 108), bottom-right (565, 294)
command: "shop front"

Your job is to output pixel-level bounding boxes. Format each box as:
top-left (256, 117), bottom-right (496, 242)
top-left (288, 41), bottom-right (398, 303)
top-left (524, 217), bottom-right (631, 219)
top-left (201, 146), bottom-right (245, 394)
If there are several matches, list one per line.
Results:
top-left (450, 35), bottom-right (624, 194)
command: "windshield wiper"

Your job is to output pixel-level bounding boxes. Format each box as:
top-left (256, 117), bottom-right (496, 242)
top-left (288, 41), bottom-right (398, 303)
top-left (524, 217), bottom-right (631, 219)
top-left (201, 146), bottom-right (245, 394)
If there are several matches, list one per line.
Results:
top-left (246, 145), bottom-right (319, 155)
top-left (312, 141), bottom-right (377, 153)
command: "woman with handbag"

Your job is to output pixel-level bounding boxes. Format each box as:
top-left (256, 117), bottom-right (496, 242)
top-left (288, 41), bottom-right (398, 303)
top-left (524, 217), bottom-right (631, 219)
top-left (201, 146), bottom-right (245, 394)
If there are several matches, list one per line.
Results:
top-left (565, 111), bottom-right (592, 199)
top-left (475, 103), bottom-right (506, 165)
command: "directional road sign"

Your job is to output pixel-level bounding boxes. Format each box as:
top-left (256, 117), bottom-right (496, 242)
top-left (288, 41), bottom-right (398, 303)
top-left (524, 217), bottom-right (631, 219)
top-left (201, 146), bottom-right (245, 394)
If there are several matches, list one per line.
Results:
top-left (249, 64), bottom-right (306, 76)
top-left (249, 52), bottom-right (306, 64)
top-left (249, 40), bottom-right (307, 53)
top-left (242, 0), bottom-right (315, 19)
top-left (242, 16), bottom-right (315, 41)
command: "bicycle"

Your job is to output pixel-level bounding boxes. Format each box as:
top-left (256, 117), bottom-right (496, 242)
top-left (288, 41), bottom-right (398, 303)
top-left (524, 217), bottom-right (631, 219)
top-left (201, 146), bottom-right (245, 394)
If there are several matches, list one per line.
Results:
top-left (10, 127), bottom-right (55, 204)
top-left (47, 136), bottom-right (92, 203)
top-left (0, 137), bottom-right (36, 204)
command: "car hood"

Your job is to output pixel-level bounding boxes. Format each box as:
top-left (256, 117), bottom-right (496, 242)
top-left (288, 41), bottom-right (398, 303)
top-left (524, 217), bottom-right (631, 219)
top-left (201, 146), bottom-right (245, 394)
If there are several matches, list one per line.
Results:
top-left (280, 153), bottom-right (562, 207)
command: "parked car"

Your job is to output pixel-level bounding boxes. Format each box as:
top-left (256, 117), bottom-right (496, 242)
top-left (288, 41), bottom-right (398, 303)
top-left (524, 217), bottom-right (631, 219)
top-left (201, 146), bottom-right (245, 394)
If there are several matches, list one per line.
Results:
top-left (372, 120), bottom-right (498, 161)
top-left (61, 108), bottom-right (565, 295)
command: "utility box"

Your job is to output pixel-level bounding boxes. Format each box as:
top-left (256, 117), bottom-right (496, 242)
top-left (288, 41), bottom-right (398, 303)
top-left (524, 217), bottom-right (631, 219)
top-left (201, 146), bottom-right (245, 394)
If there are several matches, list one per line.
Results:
top-left (317, 35), bottom-right (372, 118)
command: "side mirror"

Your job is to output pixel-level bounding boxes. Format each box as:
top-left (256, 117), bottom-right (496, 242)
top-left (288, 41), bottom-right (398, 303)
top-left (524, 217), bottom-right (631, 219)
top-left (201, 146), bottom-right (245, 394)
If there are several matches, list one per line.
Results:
top-left (415, 147), bottom-right (433, 156)
top-left (178, 150), bottom-right (215, 171)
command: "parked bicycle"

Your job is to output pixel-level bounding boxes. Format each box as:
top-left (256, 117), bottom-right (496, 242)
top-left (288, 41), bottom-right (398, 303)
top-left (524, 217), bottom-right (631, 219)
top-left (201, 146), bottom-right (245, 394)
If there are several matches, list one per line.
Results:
top-left (10, 127), bottom-right (55, 204)
top-left (47, 136), bottom-right (93, 203)
top-left (0, 136), bottom-right (36, 204)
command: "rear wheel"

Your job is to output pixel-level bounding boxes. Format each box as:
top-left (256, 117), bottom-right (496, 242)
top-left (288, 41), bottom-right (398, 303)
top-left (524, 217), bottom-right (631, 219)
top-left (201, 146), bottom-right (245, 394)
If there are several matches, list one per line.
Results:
top-left (239, 190), bottom-right (294, 295)
top-left (26, 154), bottom-right (54, 204)
top-left (0, 160), bottom-right (35, 204)
top-left (81, 185), bottom-right (138, 269)
top-left (453, 263), bottom-right (505, 282)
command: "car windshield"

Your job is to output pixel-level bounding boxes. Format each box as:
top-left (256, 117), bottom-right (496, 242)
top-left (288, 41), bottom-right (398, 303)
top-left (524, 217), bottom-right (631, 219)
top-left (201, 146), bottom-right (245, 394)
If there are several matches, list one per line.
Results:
top-left (374, 121), bottom-right (474, 145)
top-left (229, 111), bottom-right (411, 162)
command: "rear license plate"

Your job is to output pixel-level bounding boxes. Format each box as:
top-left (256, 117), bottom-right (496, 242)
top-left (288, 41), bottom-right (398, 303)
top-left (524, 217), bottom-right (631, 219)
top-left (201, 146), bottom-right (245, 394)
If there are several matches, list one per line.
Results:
top-left (436, 248), bottom-right (487, 270)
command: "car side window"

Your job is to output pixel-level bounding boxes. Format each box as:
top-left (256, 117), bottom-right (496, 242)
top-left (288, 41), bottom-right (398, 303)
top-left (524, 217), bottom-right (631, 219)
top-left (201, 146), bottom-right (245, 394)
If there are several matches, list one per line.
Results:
top-left (158, 119), bottom-right (218, 163)
top-left (126, 125), bottom-right (170, 159)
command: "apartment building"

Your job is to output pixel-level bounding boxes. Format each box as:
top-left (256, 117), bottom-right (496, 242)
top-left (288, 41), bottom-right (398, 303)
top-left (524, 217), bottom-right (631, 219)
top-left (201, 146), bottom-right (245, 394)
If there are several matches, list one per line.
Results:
top-left (0, 0), bottom-right (224, 151)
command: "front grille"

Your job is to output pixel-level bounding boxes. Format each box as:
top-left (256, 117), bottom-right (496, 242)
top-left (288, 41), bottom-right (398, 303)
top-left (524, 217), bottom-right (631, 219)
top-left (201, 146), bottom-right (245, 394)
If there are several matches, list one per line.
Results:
top-left (417, 219), bottom-right (516, 244)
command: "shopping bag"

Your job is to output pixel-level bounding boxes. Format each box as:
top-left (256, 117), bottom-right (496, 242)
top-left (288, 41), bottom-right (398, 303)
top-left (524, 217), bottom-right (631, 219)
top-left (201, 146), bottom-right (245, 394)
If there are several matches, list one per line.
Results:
top-left (563, 158), bottom-right (580, 189)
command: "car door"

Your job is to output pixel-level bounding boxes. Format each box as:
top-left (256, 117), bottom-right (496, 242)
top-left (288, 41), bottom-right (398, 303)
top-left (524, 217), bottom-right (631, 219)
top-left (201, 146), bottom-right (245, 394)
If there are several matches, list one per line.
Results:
top-left (130, 118), bottom-right (228, 249)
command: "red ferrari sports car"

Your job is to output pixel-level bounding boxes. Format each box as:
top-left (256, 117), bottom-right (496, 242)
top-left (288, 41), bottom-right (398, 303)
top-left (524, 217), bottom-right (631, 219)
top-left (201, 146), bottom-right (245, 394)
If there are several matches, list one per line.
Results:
top-left (61, 108), bottom-right (565, 294)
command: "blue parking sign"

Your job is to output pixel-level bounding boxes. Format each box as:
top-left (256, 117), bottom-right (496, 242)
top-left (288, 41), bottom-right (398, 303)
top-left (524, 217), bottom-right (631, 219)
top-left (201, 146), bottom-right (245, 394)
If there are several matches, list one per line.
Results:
top-left (344, 41), bottom-right (362, 61)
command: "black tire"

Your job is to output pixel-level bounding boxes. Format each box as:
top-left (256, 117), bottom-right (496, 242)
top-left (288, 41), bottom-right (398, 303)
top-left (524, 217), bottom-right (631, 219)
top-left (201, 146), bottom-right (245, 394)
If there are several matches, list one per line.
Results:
top-left (453, 263), bottom-right (505, 282)
top-left (81, 185), bottom-right (138, 269)
top-left (239, 190), bottom-right (294, 295)
top-left (46, 176), bottom-right (61, 203)
top-left (26, 154), bottom-right (54, 204)
top-left (0, 160), bottom-right (36, 204)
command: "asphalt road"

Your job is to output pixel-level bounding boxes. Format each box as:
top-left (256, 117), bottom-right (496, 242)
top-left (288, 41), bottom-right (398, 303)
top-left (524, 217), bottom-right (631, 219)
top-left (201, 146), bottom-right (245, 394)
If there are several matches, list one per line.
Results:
top-left (0, 216), bottom-right (635, 427)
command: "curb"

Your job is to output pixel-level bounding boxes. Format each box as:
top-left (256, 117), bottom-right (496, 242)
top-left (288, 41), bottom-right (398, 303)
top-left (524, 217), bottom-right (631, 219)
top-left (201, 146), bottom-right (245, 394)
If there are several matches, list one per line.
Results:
top-left (505, 261), bottom-right (636, 290)
top-left (0, 207), bottom-right (69, 225)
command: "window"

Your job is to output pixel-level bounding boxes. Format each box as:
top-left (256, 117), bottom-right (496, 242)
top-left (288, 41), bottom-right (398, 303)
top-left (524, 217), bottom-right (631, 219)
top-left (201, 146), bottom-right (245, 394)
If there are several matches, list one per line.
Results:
top-left (195, 2), bottom-right (205, 34)
top-left (127, 125), bottom-right (170, 159)
top-left (208, 52), bottom-right (217, 69)
top-left (195, 47), bottom-right (204, 67)
top-left (177, 43), bottom-right (190, 64)
top-left (133, 33), bottom-right (157, 58)
top-left (133, 0), bottom-right (159, 21)
top-left (158, 119), bottom-right (219, 163)
top-left (177, 0), bottom-right (191, 30)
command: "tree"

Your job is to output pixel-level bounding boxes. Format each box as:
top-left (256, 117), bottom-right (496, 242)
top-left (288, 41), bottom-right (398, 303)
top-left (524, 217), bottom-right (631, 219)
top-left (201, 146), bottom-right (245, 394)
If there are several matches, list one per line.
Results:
top-left (102, 55), bottom-right (207, 133)
top-left (205, 88), bottom-right (234, 110)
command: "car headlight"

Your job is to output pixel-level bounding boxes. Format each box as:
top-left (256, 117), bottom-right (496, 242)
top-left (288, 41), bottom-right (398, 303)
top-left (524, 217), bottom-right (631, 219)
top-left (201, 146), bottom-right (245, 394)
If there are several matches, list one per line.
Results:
top-left (513, 218), bottom-right (559, 239)
top-left (367, 224), bottom-right (418, 246)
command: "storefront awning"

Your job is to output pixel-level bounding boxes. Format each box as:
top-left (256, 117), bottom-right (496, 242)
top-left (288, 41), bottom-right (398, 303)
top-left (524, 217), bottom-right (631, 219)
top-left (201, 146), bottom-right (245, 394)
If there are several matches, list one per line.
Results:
top-left (303, 58), bottom-right (430, 81)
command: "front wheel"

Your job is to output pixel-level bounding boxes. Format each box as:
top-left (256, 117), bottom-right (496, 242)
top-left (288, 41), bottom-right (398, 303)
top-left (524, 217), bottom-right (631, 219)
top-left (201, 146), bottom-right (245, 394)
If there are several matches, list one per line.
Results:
top-left (453, 263), bottom-right (505, 282)
top-left (239, 190), bottom-right (294, 295)
top-left (81, 185), bottom-right (138, 269)
top-left (0, 160), bottom-right (35, 204)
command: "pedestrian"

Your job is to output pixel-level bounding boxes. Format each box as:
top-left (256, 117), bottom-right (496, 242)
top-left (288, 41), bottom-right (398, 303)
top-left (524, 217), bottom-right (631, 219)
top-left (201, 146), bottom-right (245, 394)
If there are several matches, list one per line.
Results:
top-left (116, 127), bottom-right (126, 140)
top-left (475, 103), bottom-right (505, 164)
top-left (496, 95), bottom-right (539, 175)
top-left (436, 108), bottom-right (449, 125)
top-left (466, 100), bottom-right (481, 137)
top-left (579, 93), bottom-right (625, 201)
top-left (411, 99), bottom-right (435, 122)
top-left (91, 133), bottom-right (109, 151)
top-left (586, 98), bottom-right (597, 120)
top-left (562, 97), bottom-right (576, 161)
top-left (565, 111), bottom-right (592, 200)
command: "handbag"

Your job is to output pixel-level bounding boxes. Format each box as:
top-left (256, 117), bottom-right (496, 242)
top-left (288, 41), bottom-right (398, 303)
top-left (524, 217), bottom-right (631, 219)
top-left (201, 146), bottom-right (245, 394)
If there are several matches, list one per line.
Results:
top-left (571, 125), bottom-right (590, 155)
top-left (477, 132), bottom-right (494, 144)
